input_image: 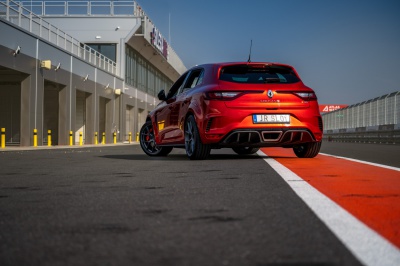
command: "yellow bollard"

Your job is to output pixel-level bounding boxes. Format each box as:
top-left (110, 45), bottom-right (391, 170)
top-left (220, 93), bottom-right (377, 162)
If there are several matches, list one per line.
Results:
top-left (1, 128), bottom-right (5, 148)
top-left (47, 130), bottom-right (52, 146)
top-left (95, 132), bottom-right (98, 145)
top-left (129, 132), bottom-right (132, 143)
top-left (79, 132), bottom-right (83, 146)
top-left (113, 132), bottom-right (116, 144)
top-left (102, 132), bottom-right (105, 144)
top-left (136, 132), bottom-right (139, 142)
top-left (69, 131), bottom-right (73, 146)
top-left (33, 129), bottom-right (37, 147)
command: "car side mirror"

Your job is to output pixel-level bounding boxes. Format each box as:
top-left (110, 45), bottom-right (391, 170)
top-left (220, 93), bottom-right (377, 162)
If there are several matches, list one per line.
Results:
top-left (158, 90), bottom-right (166, 101)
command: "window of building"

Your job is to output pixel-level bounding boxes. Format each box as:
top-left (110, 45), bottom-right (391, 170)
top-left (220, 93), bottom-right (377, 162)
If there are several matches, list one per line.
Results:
top-left (125, 45), bottom-right (173, 97)
top-left (86, 43), bottom-right (117, 62)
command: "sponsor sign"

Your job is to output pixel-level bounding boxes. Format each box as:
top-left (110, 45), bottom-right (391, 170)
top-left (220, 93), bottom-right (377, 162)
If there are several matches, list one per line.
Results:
top-left (319, 105), bottom-right (348, 113)
top-left (150, 27), bottom-right (169, 59)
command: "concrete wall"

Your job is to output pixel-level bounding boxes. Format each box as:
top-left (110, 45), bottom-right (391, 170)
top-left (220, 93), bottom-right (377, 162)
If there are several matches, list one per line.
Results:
top-left (0, 18), bottom-right (150, 146)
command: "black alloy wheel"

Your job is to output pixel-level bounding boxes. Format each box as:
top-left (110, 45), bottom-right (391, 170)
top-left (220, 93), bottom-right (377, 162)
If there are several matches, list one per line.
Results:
top-left (185, 115), bottom-right (211, 160)
top-left (139, 121), bottom-right (173, 156)
top-left (293, 141), bottom-right (321, 158)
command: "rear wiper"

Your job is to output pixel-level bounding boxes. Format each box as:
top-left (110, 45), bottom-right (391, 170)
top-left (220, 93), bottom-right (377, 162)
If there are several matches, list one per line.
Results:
top-left (264, 78), bottom-right (281, 83)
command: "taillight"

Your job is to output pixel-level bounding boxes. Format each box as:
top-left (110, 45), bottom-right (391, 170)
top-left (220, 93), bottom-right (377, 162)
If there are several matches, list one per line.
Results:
top-left (206, 91), bottom-right (242, 100)
top-left (293, 92), bottom-right (317, 101)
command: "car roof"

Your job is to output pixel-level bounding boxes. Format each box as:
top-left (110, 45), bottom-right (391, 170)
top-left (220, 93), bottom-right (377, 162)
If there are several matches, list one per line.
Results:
top-left (186, 62), bottom-right (301, 84)
top-left (191, 62), bottom-right (295, 69)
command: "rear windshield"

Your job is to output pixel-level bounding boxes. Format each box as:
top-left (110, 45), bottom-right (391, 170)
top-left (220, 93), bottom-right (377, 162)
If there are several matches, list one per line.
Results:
top-left (219, 65), bottom-right (300, 84)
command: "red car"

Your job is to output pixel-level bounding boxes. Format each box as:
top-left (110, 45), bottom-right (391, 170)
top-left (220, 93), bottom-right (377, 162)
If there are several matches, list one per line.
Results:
top-left (140, 62), bottom-right (323, 160)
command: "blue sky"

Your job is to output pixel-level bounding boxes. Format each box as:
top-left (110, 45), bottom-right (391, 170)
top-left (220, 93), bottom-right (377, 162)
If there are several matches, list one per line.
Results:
top-left (137, 0), bottom-right (400, 105)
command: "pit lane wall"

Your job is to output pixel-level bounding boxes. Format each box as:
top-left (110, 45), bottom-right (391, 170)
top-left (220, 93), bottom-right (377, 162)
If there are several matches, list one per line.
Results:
top-left (322, 91), bottom-right (400, 144)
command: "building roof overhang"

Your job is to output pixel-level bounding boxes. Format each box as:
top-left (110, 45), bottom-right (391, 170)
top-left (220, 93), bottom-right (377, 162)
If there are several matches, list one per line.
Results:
top-left (124, 16), bottom-right (186, 82)
top-left (126, 35), bottom-right (182, 82)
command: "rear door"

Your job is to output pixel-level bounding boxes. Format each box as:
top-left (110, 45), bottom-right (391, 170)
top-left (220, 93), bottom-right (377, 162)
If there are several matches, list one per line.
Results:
top-left (173, 68), bottom-right (205, 143)
top-left (155, 72), bottom-right (187, 143)
top-left (156, 69), bottom-right (204, 144)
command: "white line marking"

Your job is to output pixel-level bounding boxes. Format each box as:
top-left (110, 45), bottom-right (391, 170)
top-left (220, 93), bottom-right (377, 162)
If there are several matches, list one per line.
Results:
top-left (257, 150), bottom-right (400, 266)
top-left (319, 152), bottom-right (400, 172)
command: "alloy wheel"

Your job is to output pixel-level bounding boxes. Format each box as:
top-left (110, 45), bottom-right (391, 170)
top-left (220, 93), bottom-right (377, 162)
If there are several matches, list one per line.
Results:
top-left (140, 122), bottom-right (161, 155)
top-left (185, 119), bottom-right (195, 156)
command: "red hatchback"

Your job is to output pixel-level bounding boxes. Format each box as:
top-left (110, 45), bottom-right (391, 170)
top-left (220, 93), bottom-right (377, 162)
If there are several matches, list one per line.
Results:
top-left (140, 62), bottom-right (323, 160)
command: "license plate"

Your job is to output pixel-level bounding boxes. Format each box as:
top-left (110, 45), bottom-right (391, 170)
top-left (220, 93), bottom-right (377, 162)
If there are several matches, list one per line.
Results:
top-left (253, 114), bottom-right (290, 124)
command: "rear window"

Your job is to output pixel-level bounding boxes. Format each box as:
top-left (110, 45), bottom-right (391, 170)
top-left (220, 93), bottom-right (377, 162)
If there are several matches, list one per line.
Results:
top-left (219, 65), bottom-right (300, 84)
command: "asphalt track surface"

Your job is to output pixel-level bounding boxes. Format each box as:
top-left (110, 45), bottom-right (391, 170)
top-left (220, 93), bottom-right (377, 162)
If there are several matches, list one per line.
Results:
top-left (0, 141), bottom-right (398, 266)
top-left (259, 144), bottom-right (400, 266)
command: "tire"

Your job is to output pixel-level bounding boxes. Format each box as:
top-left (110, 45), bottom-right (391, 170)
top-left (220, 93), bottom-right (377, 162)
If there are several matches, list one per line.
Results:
top-left (293, 141), bottom-right (321, 158)
top-left (184, 115), bottom-right (210, 160)
top-left (139, 121), bottom-right (173, 156)
top-left (232, 147), bottom-right (259, 155)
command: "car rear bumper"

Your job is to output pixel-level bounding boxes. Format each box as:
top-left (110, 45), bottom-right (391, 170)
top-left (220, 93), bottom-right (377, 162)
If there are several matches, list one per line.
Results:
top-left (215, 128), bottom-right (317, 148)
top-left (199, 99), bottom-right (323, 146)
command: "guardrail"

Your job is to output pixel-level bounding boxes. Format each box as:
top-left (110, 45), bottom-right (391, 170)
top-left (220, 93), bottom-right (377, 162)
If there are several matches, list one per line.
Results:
top-left (0, 0), bottom-right (118, 75)
top-left (323, 130), bottom-right (400, 145)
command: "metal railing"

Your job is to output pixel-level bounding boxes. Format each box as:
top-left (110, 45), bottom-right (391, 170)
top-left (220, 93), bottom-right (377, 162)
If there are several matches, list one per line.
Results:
top-left (23, 0), bottom-right (183, 72)
top-left (0, 0), bottom-right (118, 75)
top-left (16, 1), bottom-right (139, 16)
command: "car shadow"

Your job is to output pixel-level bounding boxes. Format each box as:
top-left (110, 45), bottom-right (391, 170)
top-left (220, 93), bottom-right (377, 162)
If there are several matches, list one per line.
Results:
top-left (100, 153), bottom-right (269, 161)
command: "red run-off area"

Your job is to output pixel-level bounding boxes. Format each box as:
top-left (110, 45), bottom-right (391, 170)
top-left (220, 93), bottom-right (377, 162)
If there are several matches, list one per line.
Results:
top-left (261, 147), bottom-right (400, 249)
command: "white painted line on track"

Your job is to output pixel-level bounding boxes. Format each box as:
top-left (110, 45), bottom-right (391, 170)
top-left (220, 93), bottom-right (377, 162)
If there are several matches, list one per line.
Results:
top-left (319, 152), bottom-right (400, 172)
top-left (257, 150), bottom-right (400, 266)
